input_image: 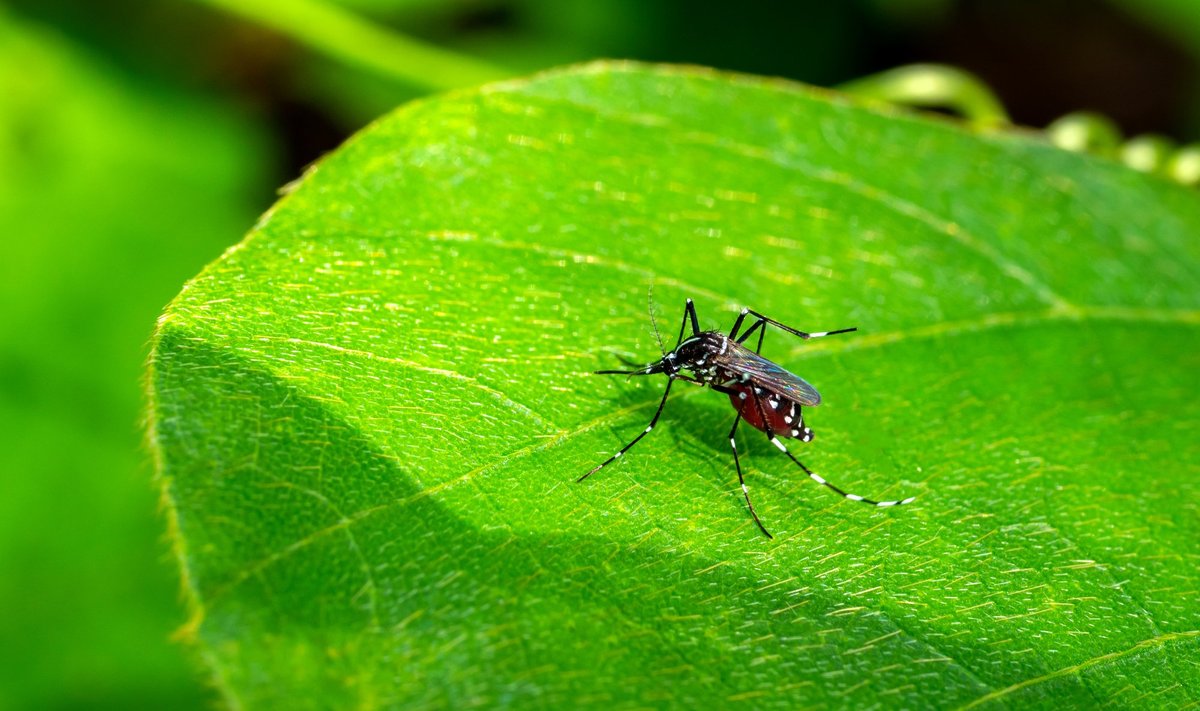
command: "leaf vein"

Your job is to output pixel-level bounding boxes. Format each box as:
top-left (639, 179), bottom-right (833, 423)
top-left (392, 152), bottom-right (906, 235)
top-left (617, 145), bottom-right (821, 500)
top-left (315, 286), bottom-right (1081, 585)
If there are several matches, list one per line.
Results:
top-left (957, 630), bottom-right (1200, 710)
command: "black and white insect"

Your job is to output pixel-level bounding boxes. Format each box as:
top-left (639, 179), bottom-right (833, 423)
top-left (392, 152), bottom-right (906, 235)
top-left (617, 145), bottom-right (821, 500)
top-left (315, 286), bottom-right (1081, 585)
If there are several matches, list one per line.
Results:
top-left (578, 298), bottom-right (915, 538)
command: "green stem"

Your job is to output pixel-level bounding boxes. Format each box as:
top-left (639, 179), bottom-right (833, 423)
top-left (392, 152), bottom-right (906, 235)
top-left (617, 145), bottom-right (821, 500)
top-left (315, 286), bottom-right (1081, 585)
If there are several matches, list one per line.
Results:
top-left (194, 0), bottom-right (512, 92)
top-left (839, 64), bottom-right (1010, 128)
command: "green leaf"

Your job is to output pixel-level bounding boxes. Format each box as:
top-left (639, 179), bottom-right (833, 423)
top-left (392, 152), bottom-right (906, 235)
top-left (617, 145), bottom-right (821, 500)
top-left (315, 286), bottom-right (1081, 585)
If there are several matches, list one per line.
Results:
top-left (151, 62), bottom-right (1200, 709)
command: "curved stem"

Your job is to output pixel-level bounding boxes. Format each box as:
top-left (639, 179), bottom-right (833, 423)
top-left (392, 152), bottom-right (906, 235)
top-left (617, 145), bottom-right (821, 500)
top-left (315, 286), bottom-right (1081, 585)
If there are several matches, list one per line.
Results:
top-left (839, 63), bottom-right (1010, 128)
top-left (195, 0), bottom-right (512, 92)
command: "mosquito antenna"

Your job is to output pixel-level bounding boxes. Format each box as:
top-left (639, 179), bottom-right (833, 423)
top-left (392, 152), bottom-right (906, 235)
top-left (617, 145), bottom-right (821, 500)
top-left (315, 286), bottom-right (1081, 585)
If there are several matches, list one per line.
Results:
top-left (647, 285), bottom-right (665, 355)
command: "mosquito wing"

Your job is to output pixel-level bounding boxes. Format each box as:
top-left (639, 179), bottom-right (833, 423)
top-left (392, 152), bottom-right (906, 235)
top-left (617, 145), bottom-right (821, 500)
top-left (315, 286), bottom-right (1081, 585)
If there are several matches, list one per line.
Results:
top-left (716, 339), bottom-right (823, 406)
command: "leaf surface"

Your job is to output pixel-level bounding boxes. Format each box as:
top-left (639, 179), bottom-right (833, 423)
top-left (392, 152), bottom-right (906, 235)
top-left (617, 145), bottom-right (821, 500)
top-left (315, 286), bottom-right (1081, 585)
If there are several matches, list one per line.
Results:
top-left (151, 62), bottom-right (1200, 709)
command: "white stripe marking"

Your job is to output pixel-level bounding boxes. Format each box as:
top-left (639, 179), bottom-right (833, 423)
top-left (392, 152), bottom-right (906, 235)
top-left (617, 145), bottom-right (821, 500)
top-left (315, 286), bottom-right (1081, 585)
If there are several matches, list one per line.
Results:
top-left (810, 331), bottom-right (829, 338)
top-left (810, 473), bottom-right (826, 485)
top-left (614, 451), bottom-right (622, 458)
top-left (645, 426), bottom-right (653, 433)
top-left (845, 494), bottom-right (863, 501)
top-left (877, 500), bottom-right (897, 507)
top-left (771, 438), bottom-right (787, 452)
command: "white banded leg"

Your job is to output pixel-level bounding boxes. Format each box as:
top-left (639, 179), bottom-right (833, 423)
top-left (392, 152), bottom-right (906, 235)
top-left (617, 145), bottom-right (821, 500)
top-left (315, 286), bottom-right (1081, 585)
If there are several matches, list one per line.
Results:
top-left (578, 377), bottom-right (675, 483)
top-left (738, 318), bottom-right (856, 345)
top-left (730, 308), bottom-right (856, 345)
top-left (751, 388), bottom-right (914, 508)
top-left (727, 413), bottom-right (773, 539)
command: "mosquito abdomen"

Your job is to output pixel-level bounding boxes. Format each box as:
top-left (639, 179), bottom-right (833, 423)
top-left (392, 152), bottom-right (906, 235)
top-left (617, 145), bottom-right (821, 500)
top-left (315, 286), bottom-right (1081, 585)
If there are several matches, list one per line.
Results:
top-left (728, 384), bottom-right (814, 442)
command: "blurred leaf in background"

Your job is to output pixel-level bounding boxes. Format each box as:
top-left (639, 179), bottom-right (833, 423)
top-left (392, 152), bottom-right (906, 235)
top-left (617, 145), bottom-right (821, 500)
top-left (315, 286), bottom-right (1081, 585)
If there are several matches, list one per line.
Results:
top-left (0, 9), bottom-right (270, 709)
top-left (11, 0), bottom-right (1200, 164)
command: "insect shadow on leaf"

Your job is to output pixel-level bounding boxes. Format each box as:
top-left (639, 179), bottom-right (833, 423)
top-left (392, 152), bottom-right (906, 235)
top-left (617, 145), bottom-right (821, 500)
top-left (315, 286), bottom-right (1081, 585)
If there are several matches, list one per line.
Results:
top-left (580, 298), bottom-right (916, 539)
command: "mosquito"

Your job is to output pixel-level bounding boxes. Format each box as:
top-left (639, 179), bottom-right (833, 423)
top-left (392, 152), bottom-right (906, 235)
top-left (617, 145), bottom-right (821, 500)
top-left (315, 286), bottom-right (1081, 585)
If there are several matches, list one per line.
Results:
top-left (578, 298), bottom-right (915, 539)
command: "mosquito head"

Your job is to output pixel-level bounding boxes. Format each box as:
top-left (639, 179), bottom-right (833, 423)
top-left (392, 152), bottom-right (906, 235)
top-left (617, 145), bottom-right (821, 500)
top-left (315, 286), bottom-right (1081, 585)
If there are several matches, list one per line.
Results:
top-left (595, 331), bottom-right (725, 378)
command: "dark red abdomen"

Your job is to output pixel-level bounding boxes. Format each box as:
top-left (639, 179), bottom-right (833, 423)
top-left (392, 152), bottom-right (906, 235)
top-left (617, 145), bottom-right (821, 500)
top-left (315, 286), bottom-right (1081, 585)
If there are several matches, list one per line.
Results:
top-left (727, 383), bottom-right (814, 441)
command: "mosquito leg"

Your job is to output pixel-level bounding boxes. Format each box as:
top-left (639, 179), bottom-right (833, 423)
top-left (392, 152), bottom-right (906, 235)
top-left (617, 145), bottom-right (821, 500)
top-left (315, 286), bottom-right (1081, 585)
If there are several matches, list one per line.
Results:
top-left (774, 445), bottom-right (916, 507)
top-left (751, 316), bottom-right (767, 354)
top-left (728, 412), bottom-right (773, 539)
top-left (734, 316), bottom-right (767, 345)
top-left (673, 373), bottom-right (720, 389)
top-left (728, 308), bottom-right (751, 340)
top-left (673, 298), bottom-right (701, 347)
top-left (578, 377), bottom-right (675, 483)
top-left (754, 384), bottom-right (915, 507)
top-left (744, 309), bottom-right (856, 341)
top-left (751, 384), bottom-right (782, 448)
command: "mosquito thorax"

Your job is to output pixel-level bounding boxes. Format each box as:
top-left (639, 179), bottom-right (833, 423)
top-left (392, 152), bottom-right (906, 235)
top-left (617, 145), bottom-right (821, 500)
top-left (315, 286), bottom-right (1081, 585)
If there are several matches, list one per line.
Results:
top-left (673, 331), bottom-right (726, 363)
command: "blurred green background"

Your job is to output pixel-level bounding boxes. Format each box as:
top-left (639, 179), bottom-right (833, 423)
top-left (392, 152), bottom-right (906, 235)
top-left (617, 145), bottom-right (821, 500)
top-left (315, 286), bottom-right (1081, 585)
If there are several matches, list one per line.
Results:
top-left (1, 0), bottom-right (1198, 708)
